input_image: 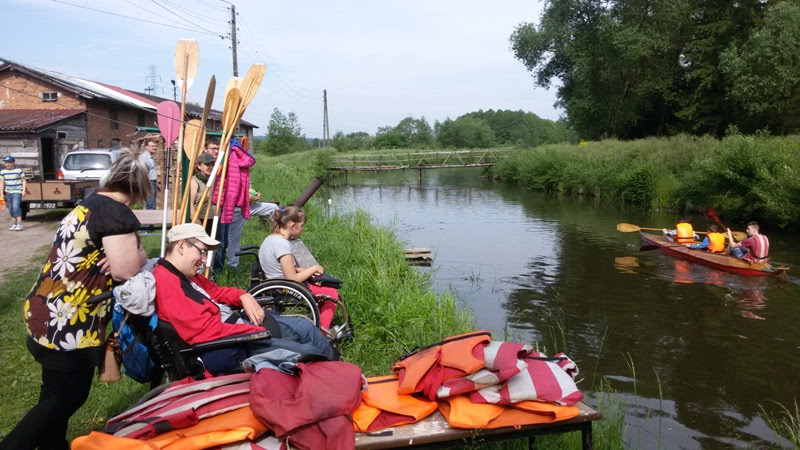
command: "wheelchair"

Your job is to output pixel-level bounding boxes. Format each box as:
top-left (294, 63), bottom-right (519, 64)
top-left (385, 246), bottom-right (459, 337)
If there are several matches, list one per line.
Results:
top-left (236, 243), bottom-right (353, 343)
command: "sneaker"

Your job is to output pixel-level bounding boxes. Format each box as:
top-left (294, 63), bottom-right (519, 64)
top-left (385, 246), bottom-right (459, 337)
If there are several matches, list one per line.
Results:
top-left (15, 224), bottom-right (23, 231)
top-left (8, 224), bottom-right (15, 231)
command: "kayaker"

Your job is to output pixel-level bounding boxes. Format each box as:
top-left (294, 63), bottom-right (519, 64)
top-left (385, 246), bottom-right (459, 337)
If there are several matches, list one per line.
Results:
top-left (686, 224), bottom-right (726, 253)
top-left (663, 220), bottom-right (698, 244)
top-left (728, 221), bottom-right (769, 262)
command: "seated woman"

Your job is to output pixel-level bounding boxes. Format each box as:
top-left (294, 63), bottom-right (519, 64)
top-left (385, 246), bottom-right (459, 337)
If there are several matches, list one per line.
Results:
top-left (153, 223), bottom-right (336, 374)
top-left (257, 206), bottom-right (339, 330)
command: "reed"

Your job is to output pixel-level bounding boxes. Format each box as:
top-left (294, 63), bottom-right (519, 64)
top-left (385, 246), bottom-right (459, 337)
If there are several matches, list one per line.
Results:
top-left (760, 399), bottom-right (800, 447)
top-left (490, 133), bottom-right (800, 228)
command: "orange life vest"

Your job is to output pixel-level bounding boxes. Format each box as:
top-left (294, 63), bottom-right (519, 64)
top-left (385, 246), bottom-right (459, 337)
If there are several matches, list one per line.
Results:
top-left (707, 232), bottom-right (726, 253)
top-left (352, 375), bottom-right (438, 432)
top-left (676, 222), bottom-right (695, 244)
top-left (392, 330), bottom-right (491, 399)
top-left (437, 394), bottom-right (580, 429)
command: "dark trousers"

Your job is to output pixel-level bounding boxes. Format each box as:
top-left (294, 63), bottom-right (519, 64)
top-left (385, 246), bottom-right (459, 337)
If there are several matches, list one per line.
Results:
top-left (0, 365), bottom-right (95, 450)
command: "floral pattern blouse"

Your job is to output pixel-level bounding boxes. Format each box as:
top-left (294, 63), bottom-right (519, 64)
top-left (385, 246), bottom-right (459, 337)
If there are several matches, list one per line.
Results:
top-left (24, 194), bottom-right (140, 351)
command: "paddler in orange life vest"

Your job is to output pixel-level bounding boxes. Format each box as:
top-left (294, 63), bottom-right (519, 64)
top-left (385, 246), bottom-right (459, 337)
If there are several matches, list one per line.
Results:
top-left (662, 220), bottom-right (699, 244)
top-left (686, 224), bottom-right (726, 253)
top-left (729, 221), bottom-right (769, 262)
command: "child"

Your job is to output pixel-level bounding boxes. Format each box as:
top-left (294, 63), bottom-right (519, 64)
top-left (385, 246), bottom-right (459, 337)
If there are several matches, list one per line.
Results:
top-left (0, 155), bottom-right (26, 231)
top-left (257, 206), bottom-right (338, 329)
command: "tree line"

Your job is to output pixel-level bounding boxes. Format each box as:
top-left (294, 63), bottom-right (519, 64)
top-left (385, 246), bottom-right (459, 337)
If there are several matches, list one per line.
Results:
top-left (510, 0), bottom-right (800, 140)
top-left (256, 108), bottom-right (576, 155)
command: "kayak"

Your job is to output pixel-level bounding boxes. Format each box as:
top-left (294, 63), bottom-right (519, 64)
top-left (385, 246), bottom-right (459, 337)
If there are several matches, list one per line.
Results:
top-left (639, 232), bottom-right (788, 277)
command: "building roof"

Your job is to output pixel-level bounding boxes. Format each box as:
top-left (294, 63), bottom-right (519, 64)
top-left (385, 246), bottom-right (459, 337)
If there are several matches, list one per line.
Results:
top-left (0, 109), bottom-right (84, 133)
top-left (0, 59), bottom-right (256, 129)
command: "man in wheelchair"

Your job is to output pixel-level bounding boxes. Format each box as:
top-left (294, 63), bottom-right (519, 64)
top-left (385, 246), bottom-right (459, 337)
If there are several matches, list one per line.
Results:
top-left (153, 223), bottom-right (337, 375)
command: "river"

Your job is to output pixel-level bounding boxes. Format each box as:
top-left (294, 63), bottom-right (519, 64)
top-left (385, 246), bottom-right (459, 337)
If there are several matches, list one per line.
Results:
top-left (329, 167), bottom-right (799, 449)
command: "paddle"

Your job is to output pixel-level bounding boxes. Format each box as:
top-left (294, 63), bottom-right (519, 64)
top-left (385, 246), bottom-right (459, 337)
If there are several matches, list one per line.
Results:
top-left (171, 39), bottom-right (199, 226)
top-left (640, 244), bottom-right (690, 251)
top-left (704, 207), bottom-right (747, 241)
top-left (156, 101), bottom-right (181, 256)
top-left (177, 75), bottom-right (216, 223)
top-left (618, 223), bottom-right (714, 236)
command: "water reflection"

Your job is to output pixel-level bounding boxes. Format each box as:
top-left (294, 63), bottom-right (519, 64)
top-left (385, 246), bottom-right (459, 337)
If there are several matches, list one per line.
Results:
top-left (330, 168), bottom-right (800, 449)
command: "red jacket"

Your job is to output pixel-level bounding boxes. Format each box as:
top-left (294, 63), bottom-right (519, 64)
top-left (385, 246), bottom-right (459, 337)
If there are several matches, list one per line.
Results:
top-left (211, 140), bottom-right (255, 224)
top-left (153, 260), bottom-right (263, 344)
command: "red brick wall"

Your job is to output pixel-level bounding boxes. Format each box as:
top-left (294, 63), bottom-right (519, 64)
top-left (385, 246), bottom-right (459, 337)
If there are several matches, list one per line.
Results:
top-left (0, 70), bottom-right (85, 109)
top-left (85, 101), bottom-right (152, 149)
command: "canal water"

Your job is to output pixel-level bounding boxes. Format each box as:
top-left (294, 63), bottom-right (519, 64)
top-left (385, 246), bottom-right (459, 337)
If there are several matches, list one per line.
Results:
top-left (329, 167), bottom-right (800, 449)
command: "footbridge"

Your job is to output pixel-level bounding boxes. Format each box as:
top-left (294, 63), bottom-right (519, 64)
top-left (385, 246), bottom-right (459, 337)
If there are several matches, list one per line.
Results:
top-left (327, 149), bottom-right (514, 173)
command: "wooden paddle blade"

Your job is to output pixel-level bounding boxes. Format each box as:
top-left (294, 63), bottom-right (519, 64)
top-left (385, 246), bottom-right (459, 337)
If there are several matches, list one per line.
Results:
top-left (731, 231), bottom-right (748, 241)
top-left (200, 75), bottom-right (216, 126)
top-left (174, 40), bottom-right (199, 90)
top-left (156, 101), bottom-right (181, 146)
top-left (240, 64), bottom-right (266, 107)
top-left (225, 77), bottom-right (243, 93)
top-left (183, 119), bottom-right (204, 158)
top-left (221, 87), bottom-right (242, 132)
top-left (617, 223), bottom-right (641, 232)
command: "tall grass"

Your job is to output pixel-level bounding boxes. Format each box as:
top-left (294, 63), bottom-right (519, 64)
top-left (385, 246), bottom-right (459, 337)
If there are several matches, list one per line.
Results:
top-left (490, 133), bottom-right (800, 228)
top-left (760, 400), bottom-right (800, 448)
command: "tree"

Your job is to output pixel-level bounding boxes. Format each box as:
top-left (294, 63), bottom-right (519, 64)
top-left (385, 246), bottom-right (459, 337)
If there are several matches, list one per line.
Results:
top-left (374, 132), bottom-right (407, 149)
top-left (720, 2), bottom-right (800, 134)
top-left (394, 116), bottom-right (435, 148)
top-left (436, 117), bottom-right (495, 148)
top-left (257, 108), bottom-right (309, 155)
top-left (463, 109), bottom-right (576, 146)
top-left (510, 0), bottom-right (692, 140)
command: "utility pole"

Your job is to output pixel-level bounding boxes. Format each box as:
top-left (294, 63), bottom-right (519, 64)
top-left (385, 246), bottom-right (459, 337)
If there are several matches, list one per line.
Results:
top-left (144, 65), bottom-right (161, 95)
top-left (322, 89), bottom-right (330, 148)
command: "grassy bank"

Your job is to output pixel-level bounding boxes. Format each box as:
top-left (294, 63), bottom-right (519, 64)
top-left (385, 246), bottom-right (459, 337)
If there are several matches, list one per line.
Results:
top-left (1, 149), bottom-right (625, 447)
top-left (489, 132), bottom-right (800, 228)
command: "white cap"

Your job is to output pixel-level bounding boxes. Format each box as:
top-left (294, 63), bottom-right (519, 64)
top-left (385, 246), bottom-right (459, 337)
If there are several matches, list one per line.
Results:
top-left (166, 223), bottom-right (220, 249)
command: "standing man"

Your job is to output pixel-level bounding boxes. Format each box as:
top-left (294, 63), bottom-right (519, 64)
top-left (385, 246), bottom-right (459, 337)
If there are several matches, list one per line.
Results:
top-left (728, 222), bottom-right (769, 262)
top-left (139, 138), bottom-right (159, 210)
top-left (0, 155), bottom-right (26, 231)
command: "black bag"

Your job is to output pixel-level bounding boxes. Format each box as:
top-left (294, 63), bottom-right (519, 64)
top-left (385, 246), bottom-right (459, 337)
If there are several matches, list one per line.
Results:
top-left (309, 273), bottom-right (343, 289)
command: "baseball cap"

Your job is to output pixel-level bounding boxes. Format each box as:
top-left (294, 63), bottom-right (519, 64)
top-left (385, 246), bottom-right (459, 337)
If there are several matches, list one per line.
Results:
top-left (196, 153), bottom-right (215, 165)
top-left (3, 155), bottom-right (15, 163)
top-left (166, 223), bottom-right (220, 249)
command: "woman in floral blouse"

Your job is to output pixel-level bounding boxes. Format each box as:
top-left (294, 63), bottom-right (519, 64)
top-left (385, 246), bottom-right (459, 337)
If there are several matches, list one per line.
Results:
top-left (2, 149), bottom-right (151, 450)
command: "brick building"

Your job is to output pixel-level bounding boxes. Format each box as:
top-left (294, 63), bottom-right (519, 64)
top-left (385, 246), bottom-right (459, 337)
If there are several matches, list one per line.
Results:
top-left (0, 59), bottom-right (256, 181)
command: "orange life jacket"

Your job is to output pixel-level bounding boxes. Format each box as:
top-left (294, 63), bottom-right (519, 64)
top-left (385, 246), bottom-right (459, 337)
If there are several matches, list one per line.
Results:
top-left (352, 375), bottom-right (438, 432)
top-left (676, 222), bottom-right (695, 244)
top-left (71, 407), bottom-right (267, 450)
top-left (707, 232), bottom-right (726, 253)
top-left (437, 394), bottom-right (580, 429)
top-left (392, 330), bottom-right (491, 399)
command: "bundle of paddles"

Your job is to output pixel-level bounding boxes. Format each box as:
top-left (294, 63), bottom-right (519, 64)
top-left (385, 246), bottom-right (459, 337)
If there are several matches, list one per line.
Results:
top-left (72, 330), bottom-right (582, 450)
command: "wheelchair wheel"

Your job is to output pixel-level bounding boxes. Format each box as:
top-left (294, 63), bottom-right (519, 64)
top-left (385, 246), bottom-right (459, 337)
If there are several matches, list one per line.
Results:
top-left (247, 279), bottom-right (320, 327)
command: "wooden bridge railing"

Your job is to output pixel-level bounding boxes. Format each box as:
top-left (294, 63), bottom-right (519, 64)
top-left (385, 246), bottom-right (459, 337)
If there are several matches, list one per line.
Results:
top-left (327, 149), bottom-right (515, 171)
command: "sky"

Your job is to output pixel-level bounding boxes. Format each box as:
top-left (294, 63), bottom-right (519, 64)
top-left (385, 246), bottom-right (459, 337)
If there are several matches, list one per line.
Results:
top-left (2, 0), bottom-right (560, 138)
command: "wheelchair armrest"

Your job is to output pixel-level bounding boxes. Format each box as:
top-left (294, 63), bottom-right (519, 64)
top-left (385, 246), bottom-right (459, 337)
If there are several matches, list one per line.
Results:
top-left (240, 245), bottom-right (259, 251)
top-left (181, 331), bottom-right (270, 353)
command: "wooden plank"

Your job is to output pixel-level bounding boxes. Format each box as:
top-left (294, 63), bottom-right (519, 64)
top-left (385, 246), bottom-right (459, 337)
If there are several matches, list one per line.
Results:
top-left (354, 401), bottom-right (601, 449)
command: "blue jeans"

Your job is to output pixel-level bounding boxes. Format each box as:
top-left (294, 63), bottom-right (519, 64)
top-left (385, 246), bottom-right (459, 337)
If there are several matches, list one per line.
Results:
top-left (145, 180), bottom-right (157, 210)
top-left (731, 247), bottom-right (747, 259)
top-left (227, 203), bottom-right (278, 267)
top-left (5, 192), bottom-right (22, 218)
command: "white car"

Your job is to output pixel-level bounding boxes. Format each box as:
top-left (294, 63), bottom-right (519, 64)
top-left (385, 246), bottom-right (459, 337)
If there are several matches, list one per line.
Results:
top-left (58, 148), bottom-right (124, 181)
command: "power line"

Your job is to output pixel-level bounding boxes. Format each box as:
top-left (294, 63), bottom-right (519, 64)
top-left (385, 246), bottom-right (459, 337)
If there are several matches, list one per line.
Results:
top-left (158, 0), bottom-right (228, 25)
top-left (149, 0), bottom-right (223, 36)
top-left (51, 0), bottom-right (220, 36)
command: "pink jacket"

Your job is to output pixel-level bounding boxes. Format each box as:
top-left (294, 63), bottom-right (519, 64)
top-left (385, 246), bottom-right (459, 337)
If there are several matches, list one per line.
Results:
top-left (212, 140), bottom-right (255, 224)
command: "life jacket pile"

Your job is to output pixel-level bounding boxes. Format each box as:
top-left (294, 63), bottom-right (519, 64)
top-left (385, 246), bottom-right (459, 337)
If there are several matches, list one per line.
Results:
top-left (387, 331), bottom-right (583, 429)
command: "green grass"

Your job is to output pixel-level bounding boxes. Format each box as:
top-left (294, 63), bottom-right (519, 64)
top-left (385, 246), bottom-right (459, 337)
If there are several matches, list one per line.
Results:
top-left (489, 133), bottom-right (800, 228)
top-left (760, 399), bottom-right (800, 448)
top-left (1, 148), bottom-right (627, 448)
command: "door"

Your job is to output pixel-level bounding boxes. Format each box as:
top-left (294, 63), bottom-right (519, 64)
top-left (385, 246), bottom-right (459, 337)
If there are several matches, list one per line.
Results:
top-left (41, 137), bottom-right (55, 179)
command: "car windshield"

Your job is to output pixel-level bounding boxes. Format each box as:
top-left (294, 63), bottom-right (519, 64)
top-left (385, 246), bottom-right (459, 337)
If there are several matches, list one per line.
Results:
top-left (63, 153), bottom-right (112, 170)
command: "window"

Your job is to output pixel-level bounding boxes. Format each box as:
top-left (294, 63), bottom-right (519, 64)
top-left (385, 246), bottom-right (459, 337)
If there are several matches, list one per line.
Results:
top-left (42, 91), bottom-right (58, 102)
top-left (110, 139), bottom-right (121, 147)
top-left (137, 111), bottom-right (145, 126)
top-left (56, 131), bottom-right (67, 139)
top-left (109, 108), bottom-right (119, 130)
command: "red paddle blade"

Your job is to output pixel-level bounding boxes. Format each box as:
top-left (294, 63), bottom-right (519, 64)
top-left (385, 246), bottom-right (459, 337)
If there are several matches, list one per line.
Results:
top-left (704, 206), bottom-right (721, 223)
top-left (157, 101), bottom-right (181, 146)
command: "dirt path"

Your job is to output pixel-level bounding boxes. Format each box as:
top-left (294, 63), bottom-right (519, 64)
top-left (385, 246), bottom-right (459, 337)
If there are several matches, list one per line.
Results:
top-left (0, 209), bottom-right (61, 284)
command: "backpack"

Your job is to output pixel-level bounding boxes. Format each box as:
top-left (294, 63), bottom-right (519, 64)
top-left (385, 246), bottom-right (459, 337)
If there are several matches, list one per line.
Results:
top-left (112, 302), bottom-right (160, 383)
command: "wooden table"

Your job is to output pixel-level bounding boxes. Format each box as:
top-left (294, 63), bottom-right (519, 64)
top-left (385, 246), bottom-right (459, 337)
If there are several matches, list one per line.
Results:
top-left (354, 401), bottom-right (601, 450)
top-left (133, 209), bottom-right (172, 226)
